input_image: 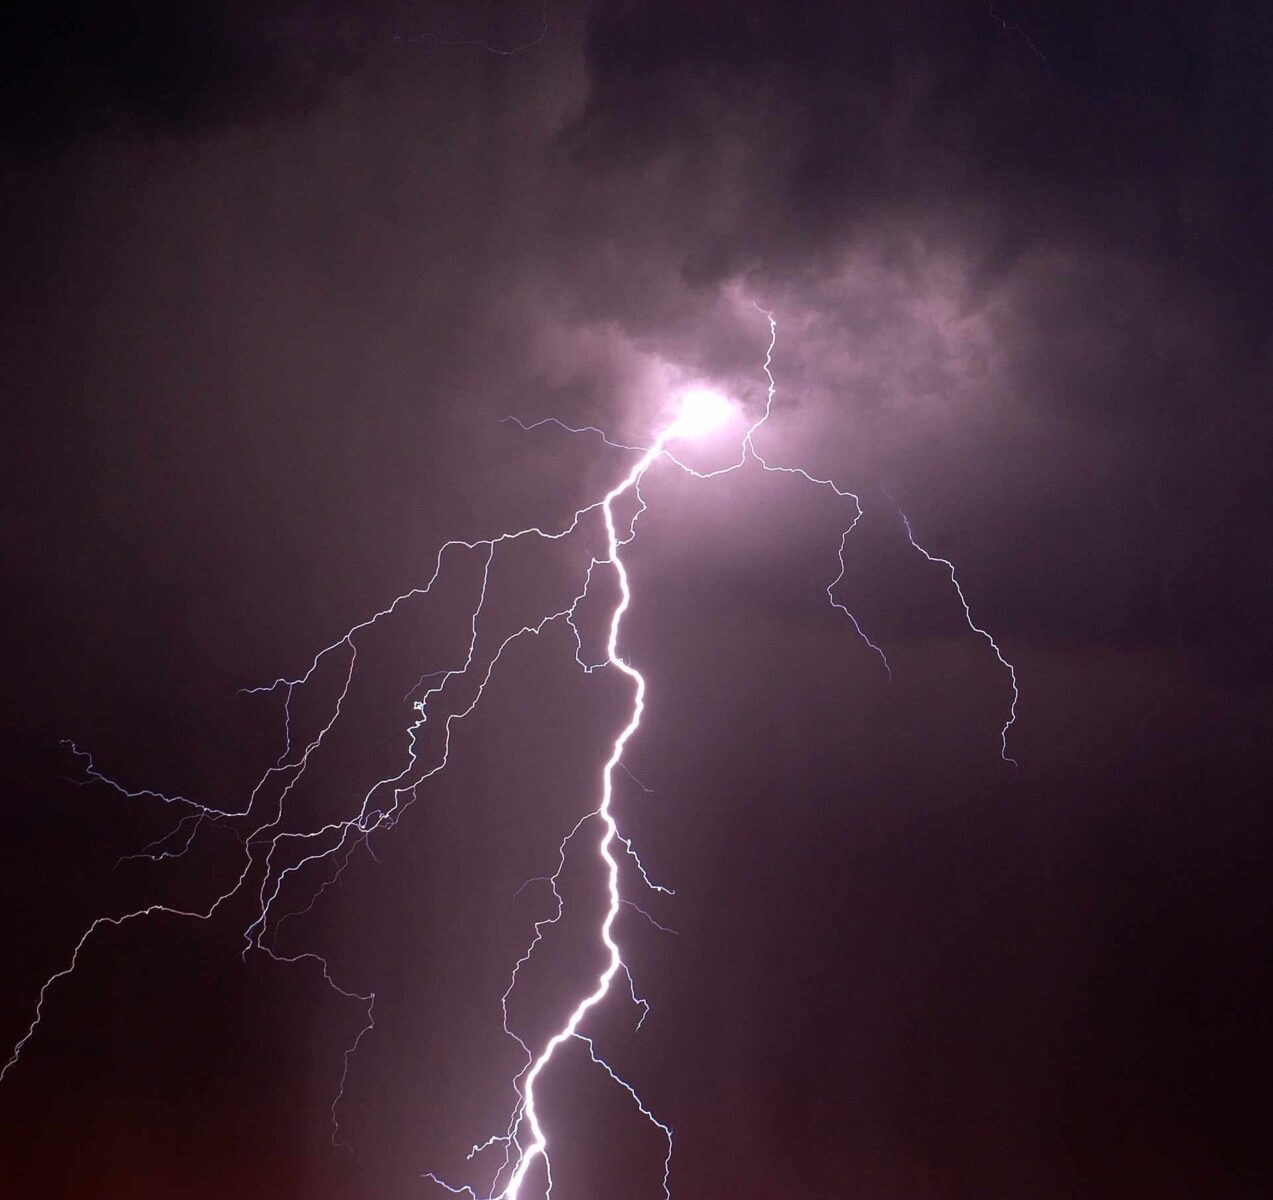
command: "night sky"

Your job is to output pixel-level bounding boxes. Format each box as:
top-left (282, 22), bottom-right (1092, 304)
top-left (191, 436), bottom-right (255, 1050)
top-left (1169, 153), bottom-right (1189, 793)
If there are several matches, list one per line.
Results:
top-left (2, 3), bottom-right (1271, 1197)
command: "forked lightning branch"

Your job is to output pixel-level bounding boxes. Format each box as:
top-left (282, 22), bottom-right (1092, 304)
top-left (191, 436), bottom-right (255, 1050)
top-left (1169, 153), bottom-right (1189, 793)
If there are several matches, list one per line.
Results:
top-left (2, 313), bottom-right (1017, 1199)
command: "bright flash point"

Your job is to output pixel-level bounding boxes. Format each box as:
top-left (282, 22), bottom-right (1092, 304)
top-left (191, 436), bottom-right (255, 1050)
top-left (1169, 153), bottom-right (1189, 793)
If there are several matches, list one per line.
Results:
top-left (671, 387), bottom-right (733, 439)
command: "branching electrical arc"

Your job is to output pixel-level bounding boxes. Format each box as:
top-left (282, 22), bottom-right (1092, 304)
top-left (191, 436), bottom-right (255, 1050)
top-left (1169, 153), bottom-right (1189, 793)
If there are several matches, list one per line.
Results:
top-left (2, 312), bottom-right (1018, 1198)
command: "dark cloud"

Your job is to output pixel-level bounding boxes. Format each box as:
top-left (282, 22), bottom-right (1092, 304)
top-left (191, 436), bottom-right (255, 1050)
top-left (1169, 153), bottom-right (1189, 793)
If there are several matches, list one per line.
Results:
top-left (547, 1), bottom-right (1273, 683)
top-left (570, 2), bottom-right (1271, 270)
top-left (0, 1), bottom-right (557, 155)
top-left (0, 1), bottom-right (353, 153)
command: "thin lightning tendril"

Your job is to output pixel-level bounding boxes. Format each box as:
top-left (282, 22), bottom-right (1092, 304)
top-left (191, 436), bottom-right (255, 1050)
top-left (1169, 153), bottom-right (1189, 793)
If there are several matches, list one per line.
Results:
top-left (3, 311), bottom-right (1019, 1198)
top-left (899, 512), bottom-right (1020, 766)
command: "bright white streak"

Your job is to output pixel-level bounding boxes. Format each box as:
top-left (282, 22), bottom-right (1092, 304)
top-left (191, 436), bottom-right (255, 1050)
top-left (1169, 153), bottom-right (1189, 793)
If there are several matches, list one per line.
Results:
top-left (496, 419), bottom-right (682, 1199)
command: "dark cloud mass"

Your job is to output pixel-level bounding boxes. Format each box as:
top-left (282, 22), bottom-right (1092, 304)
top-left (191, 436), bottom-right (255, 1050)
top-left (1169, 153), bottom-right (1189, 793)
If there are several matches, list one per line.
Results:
top-left (1, 3), bottom-right (1270, 1198)
top-left (0, 2), bottom-right (350, 152)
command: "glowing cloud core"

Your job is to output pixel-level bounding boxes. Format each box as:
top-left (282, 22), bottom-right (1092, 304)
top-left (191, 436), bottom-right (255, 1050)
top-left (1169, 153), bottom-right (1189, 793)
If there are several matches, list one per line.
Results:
top-left (670, 387), bottom-right (734, 439)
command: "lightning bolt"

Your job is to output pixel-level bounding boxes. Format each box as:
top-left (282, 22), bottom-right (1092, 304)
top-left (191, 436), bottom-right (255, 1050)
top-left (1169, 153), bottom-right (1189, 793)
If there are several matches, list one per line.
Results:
top-left (4, 309), bottom-right (1018, 1198)
top-left (427, 427), bottom-right (675, 1200)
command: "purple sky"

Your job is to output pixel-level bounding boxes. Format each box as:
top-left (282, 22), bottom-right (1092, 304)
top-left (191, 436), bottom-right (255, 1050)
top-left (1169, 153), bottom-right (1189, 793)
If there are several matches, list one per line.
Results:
top-left (1, 3), bottom-right (1270, 1197)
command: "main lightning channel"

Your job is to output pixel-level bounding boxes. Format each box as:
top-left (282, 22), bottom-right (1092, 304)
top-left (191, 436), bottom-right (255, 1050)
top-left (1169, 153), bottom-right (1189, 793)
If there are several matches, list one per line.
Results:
top-left (469, 427), bottom-right (672, 1200)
